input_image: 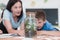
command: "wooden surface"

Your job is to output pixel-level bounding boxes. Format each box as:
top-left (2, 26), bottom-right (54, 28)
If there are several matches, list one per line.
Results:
top-left (37, 31), bottom-right (60, 36)
top-left (0, 31), bottom-right (60, 40)
top-left (0, 37), bottom-right (22, 40)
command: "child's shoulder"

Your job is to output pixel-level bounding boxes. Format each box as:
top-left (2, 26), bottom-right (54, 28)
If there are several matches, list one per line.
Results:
top-left (45, 21), bottom-right (52, 25)
top-left (44, 21), bottom-right (53, 27)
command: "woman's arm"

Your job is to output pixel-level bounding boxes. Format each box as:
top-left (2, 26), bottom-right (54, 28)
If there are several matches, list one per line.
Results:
top-left (4, 20), bottom-right (25, 36)
top-left (17, 22), bottom-right (25, 36)
top-left (4, 20), bottom-right (19, 34)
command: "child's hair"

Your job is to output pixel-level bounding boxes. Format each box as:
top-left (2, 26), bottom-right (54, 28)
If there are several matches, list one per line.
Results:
top-left (35, 10), bottom-right (46, 21)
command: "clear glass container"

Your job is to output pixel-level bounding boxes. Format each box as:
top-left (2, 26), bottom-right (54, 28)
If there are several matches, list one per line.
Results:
top-left (25, 13), bottom-right (36, 38)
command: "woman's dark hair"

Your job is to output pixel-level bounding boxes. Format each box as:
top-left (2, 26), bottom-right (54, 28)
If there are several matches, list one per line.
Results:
top-left (1, 9), bottom-right (5, 18)
top-left (6, 0), bottom-right (23, 22)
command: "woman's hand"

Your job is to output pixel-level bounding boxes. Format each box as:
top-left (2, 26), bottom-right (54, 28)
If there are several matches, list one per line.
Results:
top-left (17, 30), bottom-right (25, 36)
top-left (17, 22), bottom-right (25, 36)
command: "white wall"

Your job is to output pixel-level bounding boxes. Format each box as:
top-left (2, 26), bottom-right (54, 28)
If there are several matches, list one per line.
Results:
top-left (22, 0), bottom-right (60, 8)
top-left (0, 0), bottom-right (9, 5)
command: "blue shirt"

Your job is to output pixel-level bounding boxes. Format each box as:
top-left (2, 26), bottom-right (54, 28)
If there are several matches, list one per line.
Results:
top-left (37, 21), bottom-right (58, 31)
top-left (3, 9), bottom-right (26, 29)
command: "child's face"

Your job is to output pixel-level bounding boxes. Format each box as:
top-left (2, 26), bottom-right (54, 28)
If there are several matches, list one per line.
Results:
top-left (36, 19), bottom-right (46, 29)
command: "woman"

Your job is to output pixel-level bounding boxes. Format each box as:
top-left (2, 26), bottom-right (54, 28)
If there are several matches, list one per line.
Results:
top-left (3, 0), bottom-right (25, 36)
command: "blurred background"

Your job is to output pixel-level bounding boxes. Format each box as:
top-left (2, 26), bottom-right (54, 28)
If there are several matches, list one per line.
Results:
top-left (0, 0), bottom-right (60, 29)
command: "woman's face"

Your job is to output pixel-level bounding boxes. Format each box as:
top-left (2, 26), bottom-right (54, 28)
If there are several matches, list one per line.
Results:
top-left (11, 2), bottom-right (22, 17)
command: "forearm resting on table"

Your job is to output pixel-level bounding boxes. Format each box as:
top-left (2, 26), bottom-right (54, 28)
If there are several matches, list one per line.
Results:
top-left (3, 20), bottom-right (19, 34)
top-left (7, 28), bottom-right (18, 34)
top-left (4, 20), bottom-right (25, 36)
top-left (7, 28), bottom-right (25, 36)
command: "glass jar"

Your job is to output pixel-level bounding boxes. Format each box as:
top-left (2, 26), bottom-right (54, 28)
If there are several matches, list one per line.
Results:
top-left (25, 13), bottom-right (36, 38)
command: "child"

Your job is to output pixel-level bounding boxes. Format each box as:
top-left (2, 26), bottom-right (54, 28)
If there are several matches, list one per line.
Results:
top-left (35, 10), bottom-right (59, 31)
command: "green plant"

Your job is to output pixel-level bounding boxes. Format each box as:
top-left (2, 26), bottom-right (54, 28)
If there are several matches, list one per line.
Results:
top-left (44, 0), bottom-right (48, 3)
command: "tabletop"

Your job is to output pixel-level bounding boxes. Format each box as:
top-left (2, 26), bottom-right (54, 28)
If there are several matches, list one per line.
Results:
top-left (0, 31), bottom-right (60, 40)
